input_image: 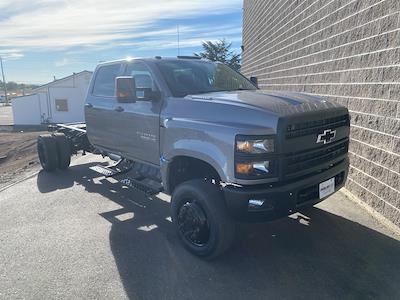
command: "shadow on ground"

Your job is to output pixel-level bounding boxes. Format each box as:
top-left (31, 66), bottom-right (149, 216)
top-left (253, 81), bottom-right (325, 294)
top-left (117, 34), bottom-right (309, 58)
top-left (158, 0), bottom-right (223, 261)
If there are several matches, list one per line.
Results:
top-left (37, 163), bottom-right (400, 300)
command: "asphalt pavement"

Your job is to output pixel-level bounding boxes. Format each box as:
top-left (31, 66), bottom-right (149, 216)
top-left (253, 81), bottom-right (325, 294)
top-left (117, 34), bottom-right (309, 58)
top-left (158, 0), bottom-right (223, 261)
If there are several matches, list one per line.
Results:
top-left (1, 154), bottom-right (399, 299)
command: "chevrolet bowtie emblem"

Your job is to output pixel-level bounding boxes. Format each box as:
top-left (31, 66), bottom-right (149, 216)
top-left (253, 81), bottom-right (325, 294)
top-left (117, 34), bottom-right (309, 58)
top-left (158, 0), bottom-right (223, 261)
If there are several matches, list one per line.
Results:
top-left (316, 129), bottom-right (336, 144)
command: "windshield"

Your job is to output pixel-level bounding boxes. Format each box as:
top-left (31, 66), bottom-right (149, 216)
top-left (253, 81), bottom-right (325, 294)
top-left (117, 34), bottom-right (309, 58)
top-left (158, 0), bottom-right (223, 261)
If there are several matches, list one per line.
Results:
top-left (155, 60), bottom-right (257, 97)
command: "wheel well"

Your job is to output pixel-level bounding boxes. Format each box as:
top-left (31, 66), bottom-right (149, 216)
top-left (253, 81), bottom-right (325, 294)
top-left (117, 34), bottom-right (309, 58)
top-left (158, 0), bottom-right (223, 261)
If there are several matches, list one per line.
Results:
top-left (167, 156), bottom-right (221, 194)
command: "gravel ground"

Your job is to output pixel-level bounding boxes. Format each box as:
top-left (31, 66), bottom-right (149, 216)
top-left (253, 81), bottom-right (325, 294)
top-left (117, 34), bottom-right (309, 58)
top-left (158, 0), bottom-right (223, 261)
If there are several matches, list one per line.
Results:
top-left (0, 131), bottom-right (47, 189)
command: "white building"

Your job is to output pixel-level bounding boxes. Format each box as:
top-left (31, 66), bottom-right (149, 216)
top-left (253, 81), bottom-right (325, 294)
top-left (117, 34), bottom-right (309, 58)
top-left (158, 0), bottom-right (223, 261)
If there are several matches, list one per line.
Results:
top-left (12, 71), bottom-right (92, 125)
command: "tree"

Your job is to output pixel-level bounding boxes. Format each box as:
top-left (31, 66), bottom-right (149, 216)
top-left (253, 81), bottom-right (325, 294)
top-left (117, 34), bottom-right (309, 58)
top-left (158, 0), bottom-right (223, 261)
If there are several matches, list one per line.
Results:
top-left (6, 81), bottom-right (18, 91)
top-left (0, 80), bottom-right (38, 91)
top-left (195, 39), bottom-right (241, 70)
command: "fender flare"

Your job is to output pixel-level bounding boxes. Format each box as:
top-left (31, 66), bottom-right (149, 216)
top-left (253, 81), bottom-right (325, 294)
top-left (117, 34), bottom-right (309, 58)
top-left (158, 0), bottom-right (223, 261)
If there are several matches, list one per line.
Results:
top-left (161, 147), bottom-right (229, 194)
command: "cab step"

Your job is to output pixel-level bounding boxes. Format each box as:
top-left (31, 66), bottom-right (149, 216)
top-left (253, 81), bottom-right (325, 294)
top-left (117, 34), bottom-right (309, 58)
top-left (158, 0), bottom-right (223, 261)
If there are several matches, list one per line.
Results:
top-left (120, 176), bottom-right (163, 195)
top-left (90, 165), bottom-right (120, 177)
top-left (90, 159), bottom-right (133, 177)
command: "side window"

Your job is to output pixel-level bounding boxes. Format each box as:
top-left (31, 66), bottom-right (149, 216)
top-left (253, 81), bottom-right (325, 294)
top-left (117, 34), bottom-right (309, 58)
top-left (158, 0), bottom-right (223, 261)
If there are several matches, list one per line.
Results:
top-left (125, 62), bottom-right (155, 98)
top-left (92, 64), bottom-right (122, 97)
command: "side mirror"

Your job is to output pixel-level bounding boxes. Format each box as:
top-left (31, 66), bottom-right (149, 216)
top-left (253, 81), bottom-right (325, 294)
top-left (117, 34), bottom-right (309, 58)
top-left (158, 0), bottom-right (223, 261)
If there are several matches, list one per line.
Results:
top-left (116, 76), bottom-right (136, 103)
top-left (250, 76), bottom-right (258, 88)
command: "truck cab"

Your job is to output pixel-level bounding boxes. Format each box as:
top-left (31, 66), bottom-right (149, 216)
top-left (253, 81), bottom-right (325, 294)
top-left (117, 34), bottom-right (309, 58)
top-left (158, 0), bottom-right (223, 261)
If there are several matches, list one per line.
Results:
top-left (39, 57), bottom-right (350, 259)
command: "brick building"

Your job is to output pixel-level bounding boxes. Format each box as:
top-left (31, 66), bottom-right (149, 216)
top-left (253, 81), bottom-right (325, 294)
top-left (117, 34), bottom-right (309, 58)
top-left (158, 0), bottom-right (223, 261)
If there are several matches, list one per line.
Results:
top-left (242, 0), bottom-right (400, 226)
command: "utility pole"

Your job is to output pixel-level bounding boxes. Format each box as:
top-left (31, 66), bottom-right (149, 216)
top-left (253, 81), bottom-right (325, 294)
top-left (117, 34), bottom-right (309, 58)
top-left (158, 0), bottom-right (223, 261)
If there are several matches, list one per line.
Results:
top-left (0, 56), bottom-right (8, 106)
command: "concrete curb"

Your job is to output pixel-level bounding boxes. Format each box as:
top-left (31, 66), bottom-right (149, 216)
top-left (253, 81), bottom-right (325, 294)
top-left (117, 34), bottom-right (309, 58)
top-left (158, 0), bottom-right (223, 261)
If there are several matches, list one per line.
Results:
top-left (341, 188), bottom-right (400, 237)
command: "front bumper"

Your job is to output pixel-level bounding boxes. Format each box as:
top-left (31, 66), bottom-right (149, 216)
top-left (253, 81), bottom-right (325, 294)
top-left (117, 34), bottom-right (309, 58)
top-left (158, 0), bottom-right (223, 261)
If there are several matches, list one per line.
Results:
top-left (223, 157), bottom-right (349, 222)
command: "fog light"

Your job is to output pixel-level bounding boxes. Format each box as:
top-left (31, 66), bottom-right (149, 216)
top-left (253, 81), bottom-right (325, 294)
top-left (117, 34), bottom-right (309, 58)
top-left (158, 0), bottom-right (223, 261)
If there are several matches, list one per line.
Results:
top-left (248, 199), bottom-right (265, 208)
top-left (248, 199), bottom-right (274, 211)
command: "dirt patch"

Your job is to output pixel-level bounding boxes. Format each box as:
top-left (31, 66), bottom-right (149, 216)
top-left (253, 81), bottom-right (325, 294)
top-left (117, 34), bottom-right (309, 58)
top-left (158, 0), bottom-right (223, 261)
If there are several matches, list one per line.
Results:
top-left (0, 131), bottom-right (47, 186)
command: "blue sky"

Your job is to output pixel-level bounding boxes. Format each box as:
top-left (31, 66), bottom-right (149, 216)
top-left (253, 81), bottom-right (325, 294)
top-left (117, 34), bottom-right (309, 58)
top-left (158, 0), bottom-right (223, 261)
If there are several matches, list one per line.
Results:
top-left (0, 0), bottom-right (243, 84)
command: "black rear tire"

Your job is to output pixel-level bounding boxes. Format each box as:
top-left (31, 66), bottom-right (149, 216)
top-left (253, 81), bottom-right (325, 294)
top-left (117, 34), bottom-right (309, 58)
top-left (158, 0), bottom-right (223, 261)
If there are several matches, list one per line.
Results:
top-left (171, 179), bottom-right (235, 259)
top-left (52, 133), bottom-right (71, 169)
top-left (37, 134), bottom-right (59, 172)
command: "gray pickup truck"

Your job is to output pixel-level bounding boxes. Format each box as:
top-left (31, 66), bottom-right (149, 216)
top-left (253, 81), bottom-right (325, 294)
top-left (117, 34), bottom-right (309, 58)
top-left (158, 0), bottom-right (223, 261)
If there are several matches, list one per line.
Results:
top-left (37, 56), bottom-right (350, 258)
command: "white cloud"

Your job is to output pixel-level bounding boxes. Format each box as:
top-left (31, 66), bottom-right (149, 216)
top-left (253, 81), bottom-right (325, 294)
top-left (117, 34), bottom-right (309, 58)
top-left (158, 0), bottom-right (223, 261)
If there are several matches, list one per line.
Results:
top-left (117, 36), bottom-right (242, 51)
top-left (70, 24), bottom-right (242, 53)
top-left (0, 49), bottom-right (25, 60)
top-left (55, 57), bottom-right (80, 67)
top-left (0, 0), bottom-right (242, 57)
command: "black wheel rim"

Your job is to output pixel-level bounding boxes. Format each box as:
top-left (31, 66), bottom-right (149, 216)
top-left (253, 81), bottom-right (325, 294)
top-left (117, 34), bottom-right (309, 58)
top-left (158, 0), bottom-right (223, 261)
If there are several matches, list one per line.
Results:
top-left (177, 200), bottom-right (210, 247)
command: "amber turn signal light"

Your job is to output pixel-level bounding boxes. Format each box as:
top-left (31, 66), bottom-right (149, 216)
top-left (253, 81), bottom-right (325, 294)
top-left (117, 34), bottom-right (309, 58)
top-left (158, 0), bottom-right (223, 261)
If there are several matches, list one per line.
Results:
top-left (236, 163), bottom-right (253, 174)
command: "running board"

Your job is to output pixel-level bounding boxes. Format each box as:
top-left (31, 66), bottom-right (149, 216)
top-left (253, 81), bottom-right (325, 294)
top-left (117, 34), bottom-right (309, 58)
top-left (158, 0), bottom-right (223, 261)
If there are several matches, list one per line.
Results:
top-left (90, 160), bottom-right (162, 195)
top-left (120, 177), bottom-right (163, 195)
top-left (90, 159), bottom-right (133, 177)
top-left (90, 165), bottom-right (120, 177)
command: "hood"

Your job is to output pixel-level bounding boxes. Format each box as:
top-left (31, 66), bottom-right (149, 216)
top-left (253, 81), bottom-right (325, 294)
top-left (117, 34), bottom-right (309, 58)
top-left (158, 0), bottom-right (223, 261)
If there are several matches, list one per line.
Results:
top-left (188, 90), bottom-right (342, 117)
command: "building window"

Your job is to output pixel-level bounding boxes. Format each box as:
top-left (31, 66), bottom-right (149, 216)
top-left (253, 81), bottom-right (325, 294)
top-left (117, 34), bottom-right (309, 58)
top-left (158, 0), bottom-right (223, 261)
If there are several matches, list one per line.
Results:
top-left (55, 99), bottom-right (69, 112)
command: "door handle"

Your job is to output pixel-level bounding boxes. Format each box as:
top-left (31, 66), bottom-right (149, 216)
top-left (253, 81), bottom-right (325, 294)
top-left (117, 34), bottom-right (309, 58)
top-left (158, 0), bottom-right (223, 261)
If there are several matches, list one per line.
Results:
top-left (85, 103), bottom-right (93, 108)
top-left (114, 106), bottom-right (124, 112)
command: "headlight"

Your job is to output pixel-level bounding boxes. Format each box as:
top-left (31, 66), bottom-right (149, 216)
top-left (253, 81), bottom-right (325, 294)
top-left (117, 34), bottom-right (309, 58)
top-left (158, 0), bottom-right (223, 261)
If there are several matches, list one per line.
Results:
top-left (236, 137), bottom-right (274, 154)
top-left (235, 135), bottom-right (276, 180)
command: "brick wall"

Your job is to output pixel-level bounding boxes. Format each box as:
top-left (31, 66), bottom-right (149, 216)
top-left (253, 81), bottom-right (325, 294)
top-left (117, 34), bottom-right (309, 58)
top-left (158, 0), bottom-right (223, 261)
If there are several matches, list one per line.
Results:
top-left (242, 0), bottom-right (400, 226)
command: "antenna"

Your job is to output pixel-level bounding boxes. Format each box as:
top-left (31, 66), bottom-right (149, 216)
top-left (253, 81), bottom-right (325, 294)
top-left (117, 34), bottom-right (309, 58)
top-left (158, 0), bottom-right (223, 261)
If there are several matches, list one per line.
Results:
top-left (177, 24), bottom-right (180, 56)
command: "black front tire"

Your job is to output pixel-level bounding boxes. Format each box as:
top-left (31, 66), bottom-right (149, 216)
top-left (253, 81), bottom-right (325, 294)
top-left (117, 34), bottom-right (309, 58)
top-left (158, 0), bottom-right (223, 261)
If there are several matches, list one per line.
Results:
top-left (52, 133), bottom-right (71, 169)
top-left (37, 134), bottom-right (59, 172)
top-left (171, 179), bottom-right (235, 259)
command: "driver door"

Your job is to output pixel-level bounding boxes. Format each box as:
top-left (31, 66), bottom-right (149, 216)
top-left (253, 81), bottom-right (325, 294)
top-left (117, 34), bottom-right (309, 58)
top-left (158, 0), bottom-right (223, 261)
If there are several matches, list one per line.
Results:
top-left (113, 61), bottom-right (162, 165)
